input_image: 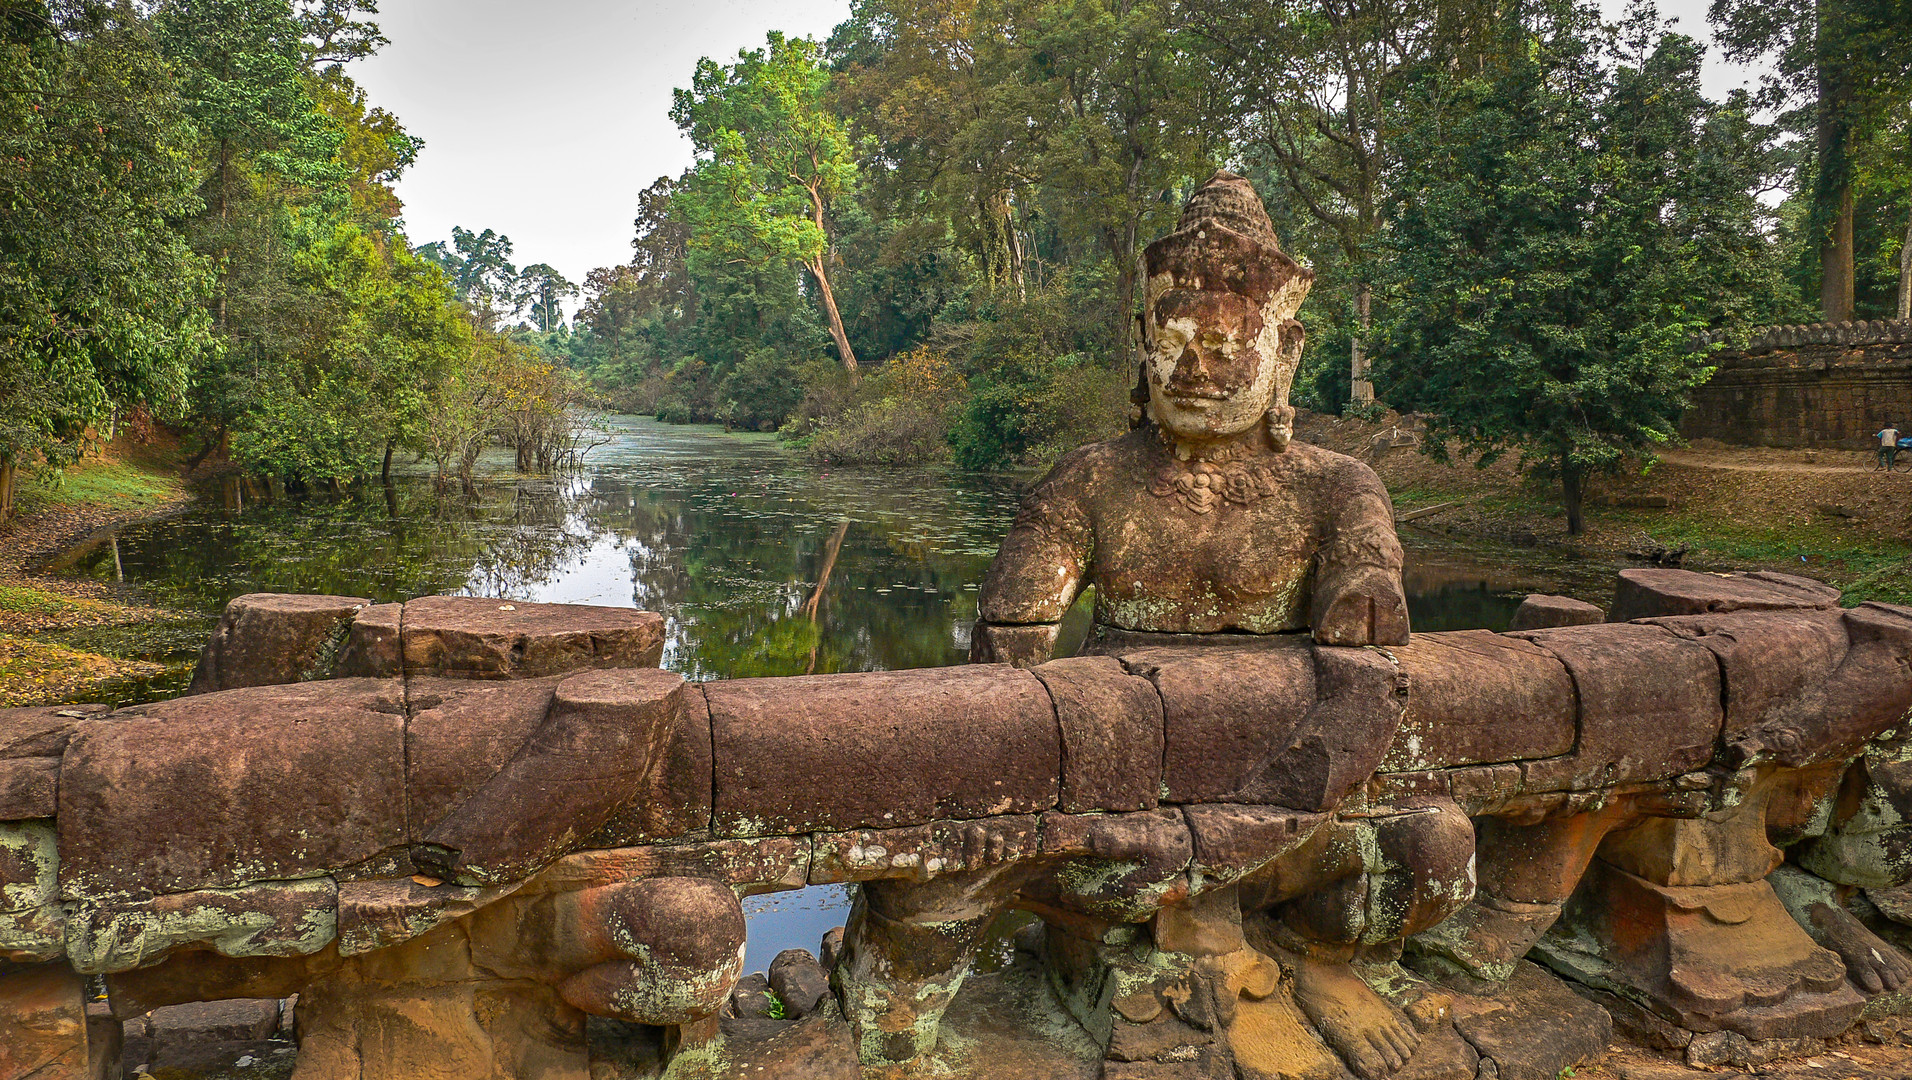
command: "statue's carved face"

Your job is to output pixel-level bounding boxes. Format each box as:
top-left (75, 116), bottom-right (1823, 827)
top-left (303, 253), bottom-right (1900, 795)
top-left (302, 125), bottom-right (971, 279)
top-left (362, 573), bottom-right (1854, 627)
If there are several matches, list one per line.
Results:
top-left (1144, 288), bottom-right (1287, 443)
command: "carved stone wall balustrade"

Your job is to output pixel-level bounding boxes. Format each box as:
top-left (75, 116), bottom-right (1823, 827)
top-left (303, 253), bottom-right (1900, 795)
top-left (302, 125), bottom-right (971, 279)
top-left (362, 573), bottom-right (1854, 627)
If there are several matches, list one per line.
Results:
top-left (3, 572), bottom-right (1911, 1080)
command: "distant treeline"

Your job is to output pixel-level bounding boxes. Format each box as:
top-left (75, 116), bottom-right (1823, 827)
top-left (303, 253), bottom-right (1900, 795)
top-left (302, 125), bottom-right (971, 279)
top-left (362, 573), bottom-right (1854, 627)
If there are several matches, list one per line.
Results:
top-left (5, 0), bottom-right (1909, 528)
top-left (0, 0), bottom-right (586, 518)
top-left (543, 0), bottom-right (1909, 508)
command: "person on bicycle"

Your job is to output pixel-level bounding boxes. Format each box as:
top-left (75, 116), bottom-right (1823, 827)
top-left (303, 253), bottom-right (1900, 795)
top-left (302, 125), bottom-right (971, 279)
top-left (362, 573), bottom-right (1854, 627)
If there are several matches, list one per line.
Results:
top-left (1882, 424), bottom-right (1903, 469)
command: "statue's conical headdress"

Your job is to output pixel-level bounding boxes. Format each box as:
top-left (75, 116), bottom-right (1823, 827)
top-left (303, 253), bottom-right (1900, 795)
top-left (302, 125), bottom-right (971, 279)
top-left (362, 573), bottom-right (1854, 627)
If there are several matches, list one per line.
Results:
top-left (1143, 171), bottom-right (1313, 322)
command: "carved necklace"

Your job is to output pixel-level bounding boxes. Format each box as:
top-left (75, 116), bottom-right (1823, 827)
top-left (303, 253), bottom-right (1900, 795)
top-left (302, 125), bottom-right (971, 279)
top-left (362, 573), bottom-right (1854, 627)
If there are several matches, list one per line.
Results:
top-left (1145, 427), bottom-right (1284, 514)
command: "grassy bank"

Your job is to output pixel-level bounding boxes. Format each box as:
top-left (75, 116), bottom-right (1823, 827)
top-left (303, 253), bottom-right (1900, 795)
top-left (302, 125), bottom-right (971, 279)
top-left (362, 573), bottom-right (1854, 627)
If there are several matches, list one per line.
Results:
top-left (0, 437), bottom-right (202, 707)
top-left (1304, 410), bottom-right (1912, 608)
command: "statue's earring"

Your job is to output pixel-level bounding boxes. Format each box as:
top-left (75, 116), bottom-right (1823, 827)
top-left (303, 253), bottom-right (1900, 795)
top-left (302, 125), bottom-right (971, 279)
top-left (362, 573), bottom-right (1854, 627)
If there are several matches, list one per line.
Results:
top-left (1265, 317), bottom-right (1303, 450)
top-left (1265, 404), bottom-right (1294, 450)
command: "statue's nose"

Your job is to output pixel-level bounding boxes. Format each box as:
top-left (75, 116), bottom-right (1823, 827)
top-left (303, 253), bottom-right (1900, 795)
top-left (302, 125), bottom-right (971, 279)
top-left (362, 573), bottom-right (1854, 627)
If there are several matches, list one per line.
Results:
top-left (1169, 343), bottom-right (1213, 387)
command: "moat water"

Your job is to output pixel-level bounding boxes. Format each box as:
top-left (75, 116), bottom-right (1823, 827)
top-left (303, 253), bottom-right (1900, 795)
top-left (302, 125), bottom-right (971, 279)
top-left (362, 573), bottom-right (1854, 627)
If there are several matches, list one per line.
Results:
top-left (55, 415), bottom-right (1618, 973)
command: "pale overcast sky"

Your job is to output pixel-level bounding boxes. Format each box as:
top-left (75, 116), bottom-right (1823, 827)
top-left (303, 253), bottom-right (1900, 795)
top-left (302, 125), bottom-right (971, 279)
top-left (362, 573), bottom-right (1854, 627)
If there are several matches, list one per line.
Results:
top-left (350, 0), bottom-right (1762, 308)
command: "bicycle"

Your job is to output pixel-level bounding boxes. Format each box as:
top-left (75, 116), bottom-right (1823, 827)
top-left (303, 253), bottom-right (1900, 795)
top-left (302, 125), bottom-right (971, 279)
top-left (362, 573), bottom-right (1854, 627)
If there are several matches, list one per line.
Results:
top-left (1875, 447), bottom-right (1912, 472)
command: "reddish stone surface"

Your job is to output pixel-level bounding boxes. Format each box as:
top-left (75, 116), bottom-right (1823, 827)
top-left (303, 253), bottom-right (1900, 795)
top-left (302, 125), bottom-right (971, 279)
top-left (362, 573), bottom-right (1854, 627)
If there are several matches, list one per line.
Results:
top-left (587, 682), bottom-right (714, 847)
top-left (1610, 569), bottom-right (1840, 623)
top-left (1380, 630), bottom-right (1577, 772)
top-left (1509, 623), bottom-right (1724, 791)
top-left (0, 757), bottom-right (57, 819)
top-left (1642, 610), bottom-right (1849, 761)
top-left (57, 679), bottom-right (408, 900)
top-left (0, 703), bottom-right (101, 759)
top-left (1183, 804), bottom-right (1329, 885)
top-left (1130, 640), bottom-right (1404, 810)
top-left (1032, 654), bottom-right (1164, 813)
top-left (1508, 594), bottom-right (1606, 631)
top-left (404, 676), bottom-right (565, 833)
top-left (0, 964), bottom-right (92, 1080)
top-left (334, 601), bottom-right (401, 678)
top-left (1123, 639), bottom-right (1315, 805)
top-left (535, 836), bottom-right (812, 896)
top-left (555, 877), bottom-right (746, 1025)
top-left (808, 816), bottom-right (1042, 884)
top-left (189, 592), bottom-right (368, 693)
top-left (420, 668), bottom-right (688, 885)
top-left (707, 666), bottom-right (1059, 836)
top-left (399, 596), bottom-right (665, 679)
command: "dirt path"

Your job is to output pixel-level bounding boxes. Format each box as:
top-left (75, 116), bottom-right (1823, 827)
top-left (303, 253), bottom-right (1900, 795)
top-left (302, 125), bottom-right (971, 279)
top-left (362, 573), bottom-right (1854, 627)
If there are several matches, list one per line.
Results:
top-left (1657, 448), bottom-right (1896, 474)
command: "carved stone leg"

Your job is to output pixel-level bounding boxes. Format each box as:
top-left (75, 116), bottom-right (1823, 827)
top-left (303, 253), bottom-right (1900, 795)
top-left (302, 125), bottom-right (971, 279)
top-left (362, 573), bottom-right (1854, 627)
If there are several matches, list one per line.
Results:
top-left (1413, 800), bottom-right (1637, 982)
top-left (547, 878), bottom-right (746, 1029)
top-left (289, 923), bottom-right (591, 1080)
top-left (1773, 757), bottom-right (1912, 996)
top-left (1538, 769), bottom-right (1865, 1039)
top-left (833, 866), bottom-right (1024, 1066)
top-left (1253, 799), bottom-right (1474, 1080)
top-left (0, 963), bottom-right (97, 1080)
top-left (290, 877), bottom-right (743, 1080)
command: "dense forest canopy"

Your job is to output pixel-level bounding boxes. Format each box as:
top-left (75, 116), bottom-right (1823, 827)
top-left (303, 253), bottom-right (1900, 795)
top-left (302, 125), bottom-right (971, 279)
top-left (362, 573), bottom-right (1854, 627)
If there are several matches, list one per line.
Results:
top-left (2, 0), bottom-right (1909, 525)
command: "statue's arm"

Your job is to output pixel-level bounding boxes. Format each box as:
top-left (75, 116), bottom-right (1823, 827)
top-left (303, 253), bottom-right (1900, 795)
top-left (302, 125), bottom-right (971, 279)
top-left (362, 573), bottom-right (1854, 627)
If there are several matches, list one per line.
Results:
top-left (971, 478), bottom-right (1092, 668)
top-left (1309, 463), bottom-right (1410, 646)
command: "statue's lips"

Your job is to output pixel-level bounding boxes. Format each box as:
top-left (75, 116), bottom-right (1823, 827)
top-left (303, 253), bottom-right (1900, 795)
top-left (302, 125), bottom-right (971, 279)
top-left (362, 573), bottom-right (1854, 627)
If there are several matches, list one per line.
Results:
top-left (1162, 390), bottom-right (1233, 408)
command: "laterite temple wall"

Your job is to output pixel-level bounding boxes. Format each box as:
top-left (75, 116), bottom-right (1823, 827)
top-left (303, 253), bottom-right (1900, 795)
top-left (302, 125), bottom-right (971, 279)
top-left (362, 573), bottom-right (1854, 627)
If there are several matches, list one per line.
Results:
top-left (1680, 319), bottom-right (1912, 449)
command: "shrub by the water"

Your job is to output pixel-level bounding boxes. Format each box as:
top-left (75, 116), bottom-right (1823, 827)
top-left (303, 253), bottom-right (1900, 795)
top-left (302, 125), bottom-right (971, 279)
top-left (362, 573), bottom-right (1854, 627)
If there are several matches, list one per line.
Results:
top-left (803, 348), bottom-right (965, 466)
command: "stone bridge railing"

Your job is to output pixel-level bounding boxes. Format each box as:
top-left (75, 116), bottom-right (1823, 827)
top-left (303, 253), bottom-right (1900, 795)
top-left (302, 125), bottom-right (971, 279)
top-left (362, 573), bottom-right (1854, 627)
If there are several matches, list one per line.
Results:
top-left (1689, 318), bottom-right (1912, 354)
top-left (5, 571), bottom-right (1912, 1080)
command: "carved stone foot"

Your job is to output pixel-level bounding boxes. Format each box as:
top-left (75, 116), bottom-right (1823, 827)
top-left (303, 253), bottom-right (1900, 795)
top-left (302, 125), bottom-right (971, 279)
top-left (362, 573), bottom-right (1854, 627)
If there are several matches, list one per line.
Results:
top-left (1272, 941), bottom-right (1420, 1080)
top-left (1810, 900), bottom-right (1912, 995)
top-left (1409, 897), bottom-right (1564, 983)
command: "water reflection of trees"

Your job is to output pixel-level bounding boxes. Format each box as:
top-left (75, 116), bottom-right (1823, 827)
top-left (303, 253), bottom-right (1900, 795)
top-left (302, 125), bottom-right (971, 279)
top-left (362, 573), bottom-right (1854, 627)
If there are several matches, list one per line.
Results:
top-left (75, 479), bottom-right (610, 611)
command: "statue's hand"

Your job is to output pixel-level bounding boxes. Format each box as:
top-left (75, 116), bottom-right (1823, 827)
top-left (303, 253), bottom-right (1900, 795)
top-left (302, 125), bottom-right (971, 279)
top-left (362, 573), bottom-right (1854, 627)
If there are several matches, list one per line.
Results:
top-left (969, 621), bottom-right (1061, 667)
top-left (1313, 574), bottom-right (1410, 647)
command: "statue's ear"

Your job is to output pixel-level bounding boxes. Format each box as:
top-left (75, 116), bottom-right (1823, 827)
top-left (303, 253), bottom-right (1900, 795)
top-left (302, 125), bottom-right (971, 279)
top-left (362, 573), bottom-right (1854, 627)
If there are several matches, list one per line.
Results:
top-left (1278, 317), bottom-right (1306, 366)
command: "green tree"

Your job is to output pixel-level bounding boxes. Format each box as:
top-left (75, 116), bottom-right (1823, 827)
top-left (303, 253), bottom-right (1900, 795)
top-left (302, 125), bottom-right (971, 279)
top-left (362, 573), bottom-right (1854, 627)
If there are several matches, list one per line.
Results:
top-left (520, 263), bottom-right (576, 333)
top-left (0, 0), bottom-right (215, 518)
top-left (1371, 0), bottom-right (1789, 534)
top-left (1709, 0), bottom-right (1912, 320)
top-left (1181, 0), bottom-right (1498, 408)
top-left (418, 226), bottom-right (522, 328)
top-left (672, 32), bottom-right (862, 372)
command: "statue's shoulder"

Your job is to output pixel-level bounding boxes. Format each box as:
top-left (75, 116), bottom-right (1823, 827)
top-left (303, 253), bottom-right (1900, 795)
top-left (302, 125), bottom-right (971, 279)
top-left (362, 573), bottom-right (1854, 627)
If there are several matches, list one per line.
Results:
top-left (1276, 440), bottom-right (1388, 490)
top-left (1032, 429), bottom-right (1155, 489)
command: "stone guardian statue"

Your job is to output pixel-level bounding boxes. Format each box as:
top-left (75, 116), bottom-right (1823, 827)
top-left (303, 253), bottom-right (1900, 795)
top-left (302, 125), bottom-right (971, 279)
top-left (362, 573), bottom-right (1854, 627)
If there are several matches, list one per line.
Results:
top-left (972, 170), bottom-right (1410, 667)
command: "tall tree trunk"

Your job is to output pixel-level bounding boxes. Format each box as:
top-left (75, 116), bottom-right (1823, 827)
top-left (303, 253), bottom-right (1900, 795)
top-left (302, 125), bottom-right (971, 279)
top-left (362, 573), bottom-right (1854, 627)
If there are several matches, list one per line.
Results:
top-left (1815, 0), bottom-right (1855, 322)
top-left (1350, 284), bottom-right (1374, 407)
top-left (0, 456), bottom-right (13, 523)
top-left (1898, 205), bottom-right (1911, 321)
top-left (807, 256), bottom-right (858, 375)
top-left (1821, 182), bottom-right (1856, 322)
top-left (381, 439), bottom-right (396, 484)
top-left (804, 519), bottom-right (851, 675)
top-left (1561, 460), bottom-right (1585, 536)
top-left (803, 188), bottom-right (858, 375)
top-left (217, 139), bottom-right (232, 333)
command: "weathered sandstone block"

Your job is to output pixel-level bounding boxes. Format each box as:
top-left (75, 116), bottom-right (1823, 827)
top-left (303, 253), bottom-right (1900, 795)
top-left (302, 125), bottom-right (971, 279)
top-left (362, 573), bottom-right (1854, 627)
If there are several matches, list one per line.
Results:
top-left (707, 665), bottom-right (1059, 836)
top-left (419, 668), bottom-right (690, 885)
top-left (1509, 593), bottom-right (1605, 630)
top-left (56, 679), bottom-right (408, 901)
top-left (1030, 654), bottom-right (1164, 813)
top-left (1611, 568), bottom-right (1840, 622)
top-left (189, 592), bottom-right (369, 694)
